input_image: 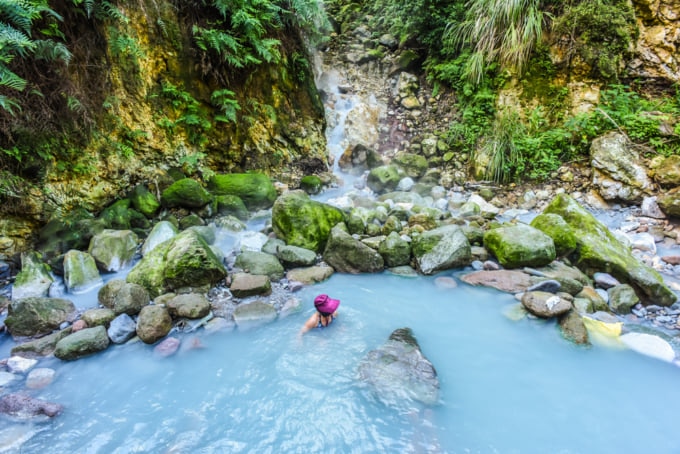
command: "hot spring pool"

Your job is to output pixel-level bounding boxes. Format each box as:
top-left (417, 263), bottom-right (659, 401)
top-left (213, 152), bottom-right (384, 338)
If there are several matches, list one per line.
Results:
top-left (3, 271), bottom-right (680, 453)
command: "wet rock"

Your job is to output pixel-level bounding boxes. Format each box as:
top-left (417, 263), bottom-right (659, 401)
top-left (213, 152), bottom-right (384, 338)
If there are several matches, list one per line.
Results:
top-left (10, 328), bottom-right (72, 357)
top-left (527, 279), bottom-right (561, 294)
top-left (530, 213), bottom-right (578, 257)
top-left (620, 332), bottom-right (676, 362)
top-left (107, 313), bottom-right (137, 344)
top-left (607, 284), bottom-right (640, 315)
top-left (166, 293), bottom-right (211, 319)
top-left (559, 311), bottom-right (590, 345)
top-left (0, 371), bottom-right (17, 387)
top-left (0, 393), bottom-right (63, 418)
top-left (640, 196), bottom-right (666, 219)
top-left (207, 173), bottom-right (277, 210)
top-left (233, 300), bottom-right (277, 327)
top-left (88, 229), bottom-right (139, 272)
top-left (129, 183), bottom-right (160, 218)
top-left (357, 327), bottom-right (439, 406)
top-left (71, 319), bottom-right (87, 332)
top-left (323, 225), bottom-right (384, 273)
top-left (161, 178), bottom-right (211, 209)
top-left (136, 305), bottom-right (172, 344)
top-left (286, 265), bottom-right (334, 284)
top-left (484, 223), bottom-right (556, 269)
top-left (98, 280), bottom-right (150, 316)
top-left (378, 232), bottom-right (411, 267)
top-left (7, 356), bottom-right (38, 374)
top-left (25, 368), bottom-right (56, 389)
top-left (54, 325), bottom-right (110, 360)
top-left (276, 245), bottom-right (317, 267)
top-left (434, 276), bottom-right (458, 289)
top-left (234, 251), bottom-right (285, 280)
top-left (11, 251), bottom-right (53, 300)
top-left (367, 165), bottom-right (403, 194)
top-left (141, 221), bottom-right (178, 256)
top-left (204, 316), bottom-right (234, 334)
top-left (63, 250), bottom-right (103, 294)
top-left (154, 337), bottom-right (180, 357)
top-left (461, 270), bottom-right (533, 293)
top-left (5, 297), bottom-right (76, 337)
top-left (81, 308), bottom-right (116, 327)
top-left (657, 187), bottom-right (680, 217)
top-left (412, 225), bottom-right (471, 275)
top-left (521, 291), bottom-right (572, 318)
top-left (230, 272), bottom-right (272, 298)
top-left (236, 231), bottom-right (269, 252)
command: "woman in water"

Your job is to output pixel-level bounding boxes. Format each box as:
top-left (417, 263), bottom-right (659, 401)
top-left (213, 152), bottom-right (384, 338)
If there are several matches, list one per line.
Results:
top-left (299, 294), bottom-right (340, 335)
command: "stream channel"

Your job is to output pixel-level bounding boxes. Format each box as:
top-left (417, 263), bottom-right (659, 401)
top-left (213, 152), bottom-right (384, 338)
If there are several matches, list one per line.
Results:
top-left (1, 57), bottom-right (680, 454)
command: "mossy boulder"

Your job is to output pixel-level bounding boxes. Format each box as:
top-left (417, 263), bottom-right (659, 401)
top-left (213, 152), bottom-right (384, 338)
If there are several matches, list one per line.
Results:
top-left (271, 191), bottom-right (345, 252)
top-left (657, 187), bottom-right (680, 217)
top-left (142, 220), bottom-right (178, 256)
top-left (392, 152), bottom-right (428, 178)
top-left (543, 194), bottom-right (677, 306)
top-left (367, 165), bottom-right (402, 194)
top-left (100, 199), bottom-right (150, 230)
top-left (483, 223), bottom-right (556, 268)
top-left (299, 175), bottom-right (323, 195)
top-left (88, 229), bottom-right (139, 272)
top-left (12, 251), bottom-right (54, 300)
top-left (207, 173), bottom-right (277, 210)
top-left (161, 178), bottom-right (212, 209)
top-left (36, 209), bottom-right (104, 259)
top-left (54, 326), bottom-right (110, 361)
top-left (126, 229), bottom-right (227, 298)
top-left (214, 194), bottom-right (249, 220)
top-left (129, 184), bottom-right (160, 218)
top-left (412, 225), bottom-right (471, 275)
top-left (63, 250), bottom-right (103, 294)
top-left (323, 225), bottom-right (385, 273)
top-left (98, 279), bottom-right (150, 315)
top-left (379, 232), bottom-right (411, 267)
top-left (5, 297), bottom-right (76, 337)
top-left (234, 251), bottom-right (285, 280)
top-left (530, 213), bottom-right (577, 257)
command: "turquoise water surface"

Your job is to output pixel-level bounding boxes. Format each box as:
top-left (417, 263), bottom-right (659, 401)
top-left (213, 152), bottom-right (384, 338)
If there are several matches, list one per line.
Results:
top-left (5, 271), bottom-right (680, 453)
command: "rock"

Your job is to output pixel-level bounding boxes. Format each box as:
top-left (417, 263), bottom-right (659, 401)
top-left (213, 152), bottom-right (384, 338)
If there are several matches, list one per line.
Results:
top-left (236, 230), bottom-right (269, 252)
top-left (657, 187), bottom-right (680, 217)
top-left (521, 291), bottom-right (572, 318)
top-left (543, 194), bottom-right (677, 306)
top-left (590, 132), bottom-right (653, 203)
top-left (10, 328), bottom-right (72, 357)
top-left (126, 229), bottom-right (227, 298)
top-left (26, 368), bottom-right (56, 389)
top-left (468, 194), bottom-right (500, 219)
top-left (607, 284), bottom-right (639, 315)
top-left (161, 178), bottom-right (211, 209)
top-left (460, 270), bottom-right (534, 293)
top-left (107, 313), bottom-right (137, 344)
top-left (185, 225), bottom-right (215, 245)
top-left (234, 250), bottom-right (285, 280)
top-left (204, 317), bottom-right (234, 334)
top-left (98, 280), bottom-right (150, 315)
top-left (54, 325), bottom-right (110, 360)
top-left (392, 152), bottom-right (428, 179)
top-left (7, 356), bottom-right (38, 373)
top-left (650, 154), bottom-right (680, 187)
top-left (81, 308), bottom-right (116, 327)
top-left (207, 173), bottom-right (277, 210)
top-left (5, 297), bottom-right (76, 337)
top-left (214, 194), bottom-right (249, 220)
top-left (323, 225), bottom-right (384, 273)
top-left (229, 273), bottom-right (272, 298)
top-left (0, 371), bottom-right (17, 387)
top-left (276, 245), bottom-right (317, 267)
top-left (412, 225), bottom-right (471, 275)
top-left (141, 221), bottom-right (178, 256)
top-left (640, 196), bottom-right (666, 219)
top-left (503, 303), bottom-right (528, 321)
top-left (99, 199), bottom-right (149, 230)
top-left (367, 165), bottom-right (403, 194)
top-left (484, 223), bottom-right (556, 269)
top-left (434, 276), bottom-right (458, 289)
top-left (620, 332), bottom-right (676, 362)
top-left (0, 393), bottom-right (63, 418)
top-left (593, 272), bottom-right (620, 289)
top-left (530, 213), bottom-right (577, 257)
top-left (378, 231), bottom-right (411, 267)
top-left (129, 184), bottom-right (160, 218)
top-left (154, 337), bottom-right (181, 357)
top-left (11, 251), bottom-right (54, 300)
top-left (559, 311), bottom-right (590, 345)
top-left (271, 191), bottom-right (345, 252)
top-left (338, 143), bottom-right (382, 175)
top-left (166, 293), bottom-right (211, 319)
top-left (63, 250), bottom-right (103, 294)
top-left (88, 229), bottom-right (138, 272)
top-left (286, 266), bottom-right (334, 284)
top-left (233, 300), bottom-right (277, 327)
top-left (299, 175), bottom-right (323, 195)
top-left (357, 327), bottom-right (439, 406)
top-left (136, 305), bottom-right (172, 344)
top-left (527, 279), bottom-right (561, 294)
top-left (71, 319), bottom-right (87, 332)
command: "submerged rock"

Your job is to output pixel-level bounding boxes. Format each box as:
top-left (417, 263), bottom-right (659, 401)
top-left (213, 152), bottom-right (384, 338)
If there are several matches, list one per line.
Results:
top-left (0, 393), bottom-right (63, 418)
top-left (357, 327), bottom-right (439, 407)
top-left (54, 325), bottom-right (110, 360)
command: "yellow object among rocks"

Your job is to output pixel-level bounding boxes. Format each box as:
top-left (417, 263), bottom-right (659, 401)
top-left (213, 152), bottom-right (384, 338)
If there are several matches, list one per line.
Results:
top-left (582, 315), bottom-right (623, 347)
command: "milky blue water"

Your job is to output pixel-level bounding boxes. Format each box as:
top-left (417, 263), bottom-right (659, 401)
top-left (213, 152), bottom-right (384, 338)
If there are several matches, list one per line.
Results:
top-left (3, 270), bottom-right (680, 453)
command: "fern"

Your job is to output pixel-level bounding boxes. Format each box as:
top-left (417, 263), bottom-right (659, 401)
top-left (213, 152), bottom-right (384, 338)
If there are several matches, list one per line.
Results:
top-left (0, 95), bottom-right (21, 115)
top-left (32, 39), bottom-right (72, 64)
top-left (211, 88), bottom-right (240, 123)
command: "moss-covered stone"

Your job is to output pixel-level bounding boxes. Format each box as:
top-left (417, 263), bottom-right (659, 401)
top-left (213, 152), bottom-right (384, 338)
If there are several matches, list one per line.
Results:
top-left (271, 191), bottom-right (345, 252)
top-left (130, 184), bottom-right (160, 219)
top-left (483, 223), bottom-right (556, 268)
top-left (299, 175), bottom-right (323, 195)
top-left (214, 194), bottom-right (249, 220)
top-left (54, 326), bottom-right (110, 361)
top-left (100, 199), bottom-right (150, 230)
top-left (530, 213), bottom-right (577, 257)
top-left (392, 152), bottom-right (428, 178)
top-left (12, 251), bottom-right (53, 300)
top-left (5, 297), bottom-right (77, 337)
top-left (543, 193), bottom-right (677, 306)
top-left (207, 173), bottom-right (277, 210)
top-left (161, 178), bottom-right (212, 209)
top-left (367, 165), bottom-right (402, 194)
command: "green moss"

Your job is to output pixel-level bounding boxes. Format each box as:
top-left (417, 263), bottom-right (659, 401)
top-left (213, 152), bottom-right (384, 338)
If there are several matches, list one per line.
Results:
top-left (299, 175), bottom-right (323, 195)
top-left (161, 178), bottom-right (212, 208)
top-left (207, 173), bottom-right (277, 210)
top-left (530, 212), bottom-right (577, 257)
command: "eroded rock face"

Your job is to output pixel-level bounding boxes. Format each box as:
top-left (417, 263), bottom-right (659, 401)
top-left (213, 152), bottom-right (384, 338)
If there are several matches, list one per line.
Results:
top-left (357, 327), bottom-right (439, 407)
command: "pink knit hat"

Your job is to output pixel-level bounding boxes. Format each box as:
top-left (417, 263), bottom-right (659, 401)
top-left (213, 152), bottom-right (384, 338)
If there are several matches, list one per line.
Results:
top-left (314, 294), bottom-right (340, 315)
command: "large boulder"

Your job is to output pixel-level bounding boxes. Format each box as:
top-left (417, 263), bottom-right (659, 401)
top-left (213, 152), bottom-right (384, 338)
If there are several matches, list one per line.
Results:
top-left (63, 250), bottom-right (103, 294)
top-left (234, 251), bottom-right (285, 280)
top-left (161, 178), bottom-right (211, 209)
top-left (649, 154), bottom-right (680, 187)
top-left (367, 165), bottom-right (402, 194)
top-left (126, 229), bottom-right (227, 298)
top-left (412, 225), bottom-right (471, 275)
top-left (136, 305), bottom-right (172, 344)
top-left (88, 229), bottom-right (139, 272)
top-left (530, 213), bottom-right (577, 257)
top-left (322, 225), bottom-right (384, 273)
top-left (272, 191), bottom-right (345, 252)
top-left (142, 221), bottom-right (178, 256)
top-left (229, 272), bottom-right (272, 298)
top-left (657, 187), bottom-right (680, 217)
top-left (543, 194), bottom-right (677, 306)
top-left (54, 325), bottom-right (110, 360)
top-left (483, 223), bottom-right (556, 269)
top-left (590, 132), bottom-right (654, 203)
top-left (357, 328), bottom-right (439, 406)
top-left (207, 173), bottom-right (277, 210)
top-left (233, 300), bottom-right (277, 327)
top-left (98, 279), bottom-right (150, 315)
top-left (11, 251), bottom-right (54, 300)
top-left (5, 297), bottom-right (76, 337)
top-left (165, 293), bottom-right (211, 319)
top-left (129, 184), bottom-right (161, 218)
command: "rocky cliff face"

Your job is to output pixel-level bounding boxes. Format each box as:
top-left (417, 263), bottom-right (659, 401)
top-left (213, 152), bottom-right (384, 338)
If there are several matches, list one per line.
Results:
top-left (0, 0), bottom-right (327, 256)
top-left (629, 0), bottom-right (680, 82)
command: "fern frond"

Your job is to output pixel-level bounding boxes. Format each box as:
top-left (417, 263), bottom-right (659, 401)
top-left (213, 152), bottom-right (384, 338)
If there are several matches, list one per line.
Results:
top-left (0, 23), bottom-right (35, 57)
top-left (0, 94), bottom-right (21, 115)
top-left (0, 65), bottom-right (27, 91)
top-left (32, 39), bottom-right (72, 64)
